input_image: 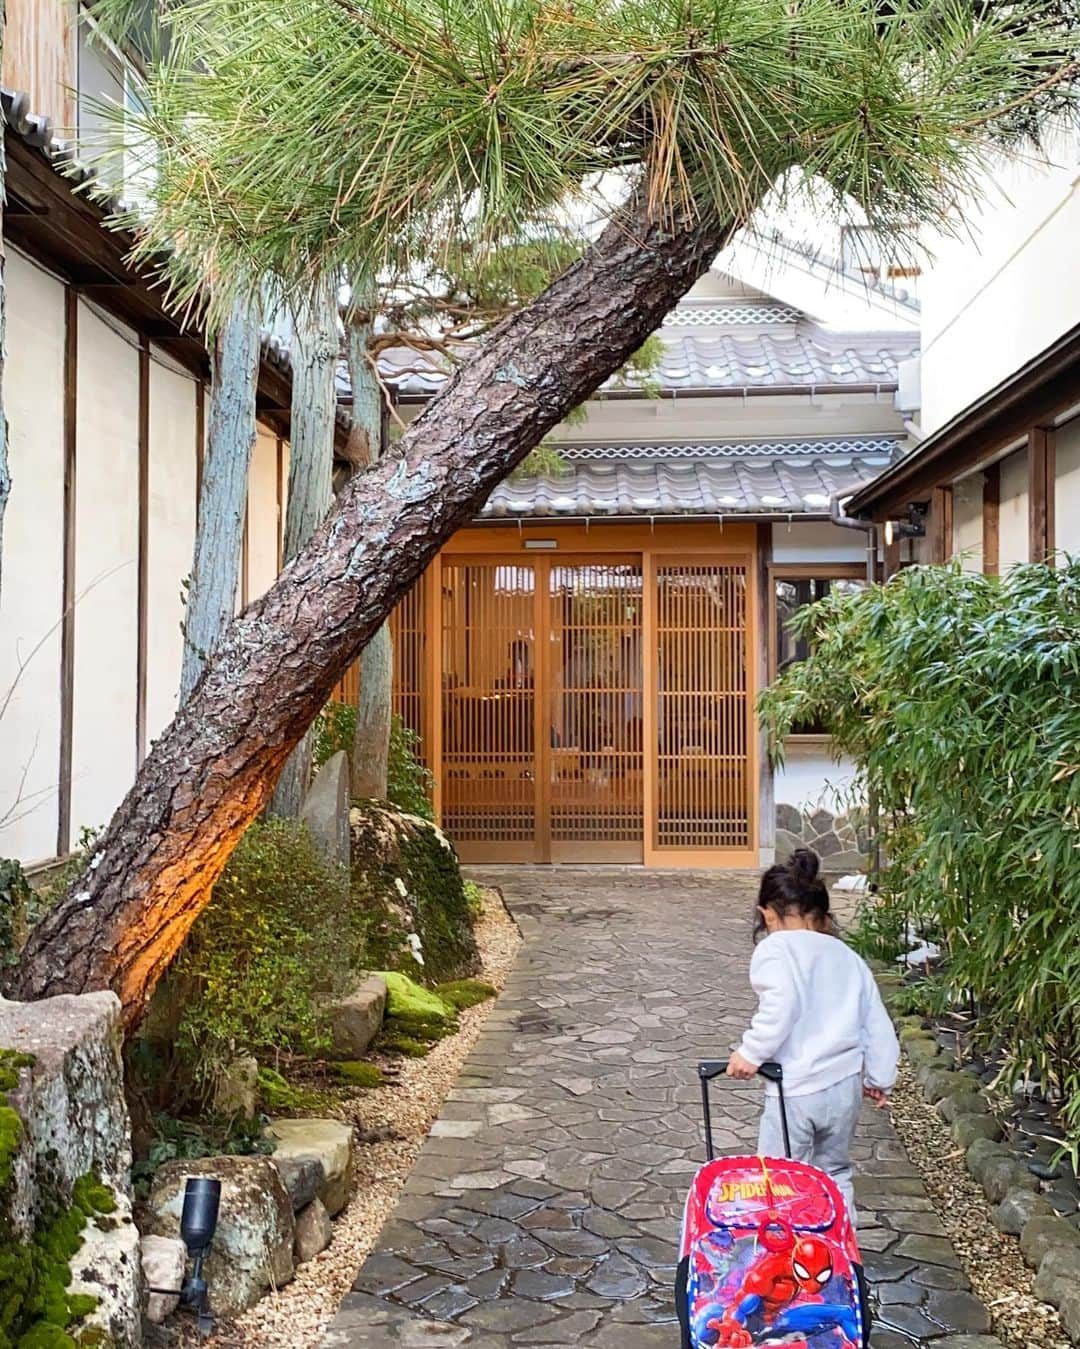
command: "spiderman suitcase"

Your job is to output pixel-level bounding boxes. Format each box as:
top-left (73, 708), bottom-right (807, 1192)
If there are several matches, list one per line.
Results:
top-left (676, 1060), bottom-right (871, 1349)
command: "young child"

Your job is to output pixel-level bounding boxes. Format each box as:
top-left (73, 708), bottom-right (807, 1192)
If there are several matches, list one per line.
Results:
top-left (726, 849), bottom-right (899, 1221)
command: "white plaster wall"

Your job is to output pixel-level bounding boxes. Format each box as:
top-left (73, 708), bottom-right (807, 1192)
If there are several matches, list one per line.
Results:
top-left (0, 252), bottom-right (66, 863)
top-left (771, 520), bottom-right (868, 564)
top-left (774, 743), bottom-right (859, 816)
top-left (71, 304), bottom-right (140, 836)
top-left (998, 448), bottom-right (1029, 572)
top-left (146, 354), bottom-right (198, 742)
top-left (1054, 418), bottom-right (1080, 562)
top-left (952, 475), bottom-right (983, 571)
top-left (246, 427), bottom-right (280, 600)
top-left (919, 130), bottom-right (1080, 436)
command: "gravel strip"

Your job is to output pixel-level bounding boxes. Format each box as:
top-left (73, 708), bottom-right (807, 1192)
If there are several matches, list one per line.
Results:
top-left (891, 1057), bottom-right (1069, 1349)
top-left (224, 888), bottom-right (521, 1349)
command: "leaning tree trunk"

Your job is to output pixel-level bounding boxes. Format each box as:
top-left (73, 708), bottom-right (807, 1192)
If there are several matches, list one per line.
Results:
top-left (347, 305), bottom-right (393, 800)
top-left (16, 198), bottom-right (737, 1026)
top-left (269, 275), bottom-right (339, 816)
top-left (179, 298), bottom-right (260, 701)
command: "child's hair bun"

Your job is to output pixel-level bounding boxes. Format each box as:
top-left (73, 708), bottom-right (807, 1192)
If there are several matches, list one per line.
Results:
top-left (789, 848), bottom-right (821, 885)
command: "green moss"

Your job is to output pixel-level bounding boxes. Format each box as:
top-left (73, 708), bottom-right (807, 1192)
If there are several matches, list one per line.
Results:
top-left (0, 1047), bottom-right (114, 1349)
top-left (436, 979), bottom-right (497, 1011)
top-left (335, 1061), bottom-right (384, 1088)
top-left (377, 1033), bottom-right (432, 1058)
top-left (257, 1068), bottom-right (330, 1113)
top-left (378, 972), bottom-right (454, 1026)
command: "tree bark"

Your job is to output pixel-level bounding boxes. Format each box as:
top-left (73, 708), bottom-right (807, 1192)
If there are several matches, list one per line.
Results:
top-left (0, 35), bottom-right (9, 605)
top-left (269, 275), bottom-right (339, 816)
top-left (16, 198), bottom-right (736, 1026)
top-left (347, 307), bottom-right (393, 800)
top-left (179, 298), bottom-right (260, 701)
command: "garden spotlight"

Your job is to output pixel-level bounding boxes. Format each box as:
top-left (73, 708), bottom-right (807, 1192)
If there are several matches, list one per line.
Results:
top-left (179, 1177), bottom-right (221, 1336)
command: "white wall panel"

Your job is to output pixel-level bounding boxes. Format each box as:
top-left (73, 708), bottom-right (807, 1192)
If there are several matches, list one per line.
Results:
top-left (952, 475), bottom-right (984, 571)
top-left (0, 252), bottom-right (66, 863)
top-left (1054, 419), bottom-right (1080, 561)
top-left (71, 304), bottom-right (140, 836)
top-left (998, 448), bottom-right (1029, 573)
top-left (146, 354), bottom-right (198, 742)
top-left (246, 426), bottom-right (280, 601)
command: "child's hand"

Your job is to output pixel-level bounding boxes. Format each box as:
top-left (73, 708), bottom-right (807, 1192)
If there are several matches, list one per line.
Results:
top-left (727, 1051), bottom-right (759, 1080)
top-left (863, 1085), bottom-right (890, 1109)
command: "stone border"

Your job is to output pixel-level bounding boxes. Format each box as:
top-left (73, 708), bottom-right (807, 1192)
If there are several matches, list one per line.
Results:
top-left (873, 971), bottom-right (1080, 1345)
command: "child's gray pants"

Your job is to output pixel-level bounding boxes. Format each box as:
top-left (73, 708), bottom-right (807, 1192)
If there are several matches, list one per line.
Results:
top-left (757, 1072), bottom-right (862, 1224)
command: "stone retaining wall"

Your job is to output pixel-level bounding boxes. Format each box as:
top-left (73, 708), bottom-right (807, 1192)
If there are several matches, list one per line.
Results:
top-left (776, 803), bottom-right (869, 872)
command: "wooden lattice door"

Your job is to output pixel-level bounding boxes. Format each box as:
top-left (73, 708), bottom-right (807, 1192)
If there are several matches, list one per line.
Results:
top-left (651, 559), bottom-right (752, 855)
top-left (440, 560), bottom-right (538, 861)
top-left (545, 560), bottom-right (644, 862)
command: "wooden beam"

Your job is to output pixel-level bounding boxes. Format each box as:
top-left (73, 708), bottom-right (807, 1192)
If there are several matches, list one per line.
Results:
top-left (1028, 426), bottom-right (1056, 562)
top-left (983, 462), bottom-right (1000, 576)
top-left (930, 486), bottom-right (953, 564)
top-left (136, 338), bottom-right (151, 765)
top-left (57, 288), bottom-right (78, 857)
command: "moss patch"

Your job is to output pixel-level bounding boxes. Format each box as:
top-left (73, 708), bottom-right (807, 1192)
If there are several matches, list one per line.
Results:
top-left (436, 980), bottom-right (497, 1012)
top-left (379, 972), bottom-right (454, 1026)
top-left (335, 1061), bottom-right (384, 1089)
top-left (377, 1033), bottom-right (432, 1059)
top-left (257, 1068), bottom-right (331, 1113)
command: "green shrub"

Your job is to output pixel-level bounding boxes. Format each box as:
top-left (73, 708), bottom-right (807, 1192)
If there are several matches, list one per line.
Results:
top-left (761, 560), bottom-right (1080, 1156)
top-left (171, 819), bottom-right (352, 1101)
top-left (0, 862), bottom-right (30, 970)
top-left (313, 701), bottom-right (357, 772)
top-left (436, 979), bottom-right (497, 1011)
top-left (463, 881), bottom-right (485, 922)
top-left (387, 717), bottom-right (434, 820)
top-left (131, 1113), bottom-right (271, 1199)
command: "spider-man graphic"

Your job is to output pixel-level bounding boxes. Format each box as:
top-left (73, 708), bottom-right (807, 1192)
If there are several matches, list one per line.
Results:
top-left (691, 1220), bottom-right (858, 1348)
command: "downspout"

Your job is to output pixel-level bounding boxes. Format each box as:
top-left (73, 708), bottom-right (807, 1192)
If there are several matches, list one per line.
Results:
top-left (830, 491), bottom-right (876, 584)
top-left (828, 493), bottom-right (883, 877)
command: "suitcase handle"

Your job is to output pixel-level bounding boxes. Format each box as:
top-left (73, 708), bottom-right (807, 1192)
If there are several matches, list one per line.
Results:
top-left (697, 1060), bottom-right (791, 1162)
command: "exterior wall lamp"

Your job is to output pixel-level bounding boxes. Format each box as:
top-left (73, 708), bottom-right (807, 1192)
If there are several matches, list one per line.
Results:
top-left (883, 502), bottom-right (928, 546)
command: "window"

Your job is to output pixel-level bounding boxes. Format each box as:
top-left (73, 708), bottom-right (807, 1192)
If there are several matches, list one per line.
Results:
top-left (76, 9), bottom-right (158, 203)
top-left (840, 225), bottom-right (921, 290)
top-left (770, 569), bottom-right (867, 735)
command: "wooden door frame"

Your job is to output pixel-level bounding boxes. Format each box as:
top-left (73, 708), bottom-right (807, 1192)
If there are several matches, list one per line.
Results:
top-left (429, 522), bottom-right (761, 868)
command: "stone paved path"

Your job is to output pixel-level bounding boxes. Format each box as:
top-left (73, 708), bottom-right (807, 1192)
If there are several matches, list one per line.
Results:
top-left (323, 870), bottom-right (993, 1348)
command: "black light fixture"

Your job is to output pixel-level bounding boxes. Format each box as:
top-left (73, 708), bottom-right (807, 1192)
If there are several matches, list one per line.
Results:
top-left (883, 501), bottom-right (928, 546)
top-left (179, 1177), bottom-right (221, 1336)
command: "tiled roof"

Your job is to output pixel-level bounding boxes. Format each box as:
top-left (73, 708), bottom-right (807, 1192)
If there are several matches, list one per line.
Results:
top-left (481, 437), bottom-right (902, 519)
top-left (381, 327), bottom-right (917, 399)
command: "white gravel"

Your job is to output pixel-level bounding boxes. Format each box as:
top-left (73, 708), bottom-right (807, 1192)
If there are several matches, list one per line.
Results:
top-left (223, 887), bottom-right (521, 1348)
top-left (891, 1058), bottom-right (1070, 1349)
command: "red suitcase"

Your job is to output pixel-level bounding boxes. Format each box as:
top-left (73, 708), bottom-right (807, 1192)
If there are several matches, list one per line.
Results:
top-left (676, 1060), bottom-right (871, 1349)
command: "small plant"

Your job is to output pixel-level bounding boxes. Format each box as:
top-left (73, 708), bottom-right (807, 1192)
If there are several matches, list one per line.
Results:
top-left (171, 818), bottom-right (352, 1104)
top-left (378, 1032), bottom-right (431, 1058)
top-left (463, 881), bottom-right (485, 922)
top-left (0, 860), bottom-right (31, 969)
top-left (131, 1112), bottom-right (272, 1199)
top-left (387, 716), bottom-right (434, 820)
top-left (313, 700), bottom-right (357, 771)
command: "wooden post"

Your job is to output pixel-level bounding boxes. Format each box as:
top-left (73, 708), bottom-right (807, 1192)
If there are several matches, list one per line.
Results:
top-left (136, 337), bottom-right (150, 765)
top-left (756, 523), bottom-right (774, 864)
top-left (882, 524), bottom-right (901, 580)
top-left (57, 287), bottom-right (78, 857)
top-left (1028, 426), bottom-right (1055, 562)
top-left (982, 462), bottom-right (1000, 576)
top-left (930, 486), bottom-right (953, 564)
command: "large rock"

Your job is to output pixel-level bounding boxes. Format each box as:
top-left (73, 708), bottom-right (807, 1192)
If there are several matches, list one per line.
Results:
top-left (1019, 1216), bottom-right (1080, 1269)
top-left (993, 1189), bottom-right (1056, 1236)
top-left (141, 1233), bottom-right (186, 1323)
top-left (980, 1155), bottom-right (1038, 1205)
top-left (1033, 1245), bottom-right (1080, 1307)
top-left (1058, 1287), bottom-right (1080, 1344)
top-left (965, 1138), bottom-right (1014, 1186)
top-left (349, 803), bottom-right (479, 982)
top-left (0, 991), bottom-right (141, 1346)
top-left (328, 975), bottom-right (387, 1060)
top-left (938, 1092), bottom-right (990, 1124)
top-left (148, 1156), bottom-right (295, 1315)
top-left (919, 1066), bottom-right (975, 1102)
top-left (951, 1114), bottom-right (1003, 1149)
top-left (213, 1055), bottom-right (259, 1118)
top-left (301, 750), bottom-right (352, 870)
top-left (295, 1198), bottom-right (333, 1263)
top-left (268, 1118), bottom-right (354, 1217)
